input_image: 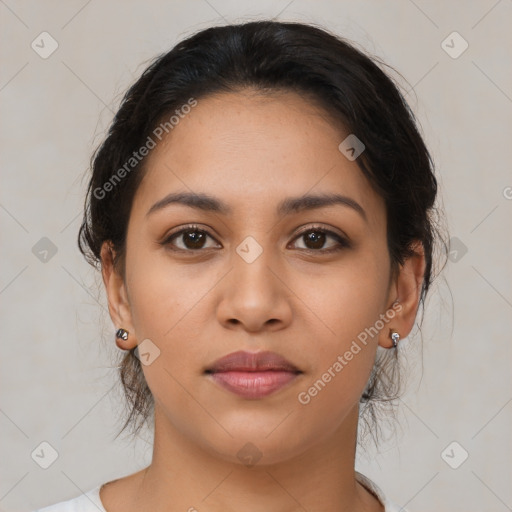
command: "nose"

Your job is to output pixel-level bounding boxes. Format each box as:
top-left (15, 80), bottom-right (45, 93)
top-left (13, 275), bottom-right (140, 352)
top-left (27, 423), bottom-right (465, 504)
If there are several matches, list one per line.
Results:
top-left (216, 242), bottom-right (293, 333)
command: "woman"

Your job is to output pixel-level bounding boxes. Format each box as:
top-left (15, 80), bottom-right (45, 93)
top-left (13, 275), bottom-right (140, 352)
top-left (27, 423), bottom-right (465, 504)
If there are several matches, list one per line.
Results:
top-left (35, 19), bottom-right (444, 512)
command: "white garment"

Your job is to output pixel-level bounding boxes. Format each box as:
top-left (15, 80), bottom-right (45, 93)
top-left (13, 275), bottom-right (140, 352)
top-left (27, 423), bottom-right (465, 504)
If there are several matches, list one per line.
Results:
top-left (33, 471), bottom-right (408, 511)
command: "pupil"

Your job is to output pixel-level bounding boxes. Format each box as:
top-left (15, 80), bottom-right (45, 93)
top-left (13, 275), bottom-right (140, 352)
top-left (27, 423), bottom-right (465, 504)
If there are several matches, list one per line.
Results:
top-left (185, 231), bottom-right (205, 249)
top-left (306, 231), bottom-right (325, 249)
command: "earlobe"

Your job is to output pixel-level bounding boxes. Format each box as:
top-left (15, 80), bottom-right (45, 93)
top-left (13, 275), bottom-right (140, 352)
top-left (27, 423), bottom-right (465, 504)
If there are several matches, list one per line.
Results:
top-left (100, 241), bottom-right (138, 350)
top-left (379, 241), bottom-right (426, 349)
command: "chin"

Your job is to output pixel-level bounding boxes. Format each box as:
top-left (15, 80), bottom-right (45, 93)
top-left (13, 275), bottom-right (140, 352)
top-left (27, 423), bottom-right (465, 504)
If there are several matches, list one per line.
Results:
top-left (199, 421), bottom-right (317, 468)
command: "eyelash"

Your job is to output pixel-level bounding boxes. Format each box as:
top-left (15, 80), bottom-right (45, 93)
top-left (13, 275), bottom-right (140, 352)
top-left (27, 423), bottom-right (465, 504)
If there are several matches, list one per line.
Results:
top-left (161, 224), bottom-right (351, 254)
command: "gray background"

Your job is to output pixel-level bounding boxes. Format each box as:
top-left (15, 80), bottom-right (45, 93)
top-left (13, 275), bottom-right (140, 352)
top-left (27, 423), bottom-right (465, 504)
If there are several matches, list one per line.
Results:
top-left (1, 1), bottom-right (511, 511)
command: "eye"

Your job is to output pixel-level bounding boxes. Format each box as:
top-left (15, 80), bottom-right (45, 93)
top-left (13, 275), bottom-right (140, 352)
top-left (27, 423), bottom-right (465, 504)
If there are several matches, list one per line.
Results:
top-left (161, 224), bottom-right (351, 254)
top-left (162, 224), bottom-right (220, 252)
top-left (290, 226), bottom-right (351, 253)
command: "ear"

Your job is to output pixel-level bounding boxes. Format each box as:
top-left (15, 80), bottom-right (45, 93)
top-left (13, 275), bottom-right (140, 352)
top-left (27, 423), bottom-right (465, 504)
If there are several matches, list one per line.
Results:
top-left (379, 240), bottom-right (426, 348)
top-left (100, 241), bottom-right (138, 350)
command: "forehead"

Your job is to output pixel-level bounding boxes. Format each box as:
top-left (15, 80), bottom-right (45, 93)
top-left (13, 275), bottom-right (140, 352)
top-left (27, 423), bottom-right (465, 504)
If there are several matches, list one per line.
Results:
top-left (131, 90), bottom-right (384, 225)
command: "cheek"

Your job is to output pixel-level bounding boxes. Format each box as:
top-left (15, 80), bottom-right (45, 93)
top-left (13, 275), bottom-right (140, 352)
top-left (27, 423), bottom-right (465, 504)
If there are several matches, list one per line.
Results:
top-left (126, 242), bottom-right (217, 340)
top-left (123, 248), bottom-right (219, 436)
top-left (290, 252), bottom-right (389, 407)
top-left (124, 245), bottom-right (223, 409)
top-left (293, 249), bottom-right (390, 346)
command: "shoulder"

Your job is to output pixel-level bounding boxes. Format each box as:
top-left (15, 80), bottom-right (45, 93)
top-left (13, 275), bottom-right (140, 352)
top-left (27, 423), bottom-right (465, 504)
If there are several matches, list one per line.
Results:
top-left (32, 485), bottom-right (106, 512)
top-left (355, 471), bottom-right (409, 512)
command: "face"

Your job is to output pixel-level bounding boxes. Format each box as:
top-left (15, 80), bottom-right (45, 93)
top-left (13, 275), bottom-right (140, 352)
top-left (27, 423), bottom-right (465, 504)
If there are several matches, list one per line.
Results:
top-left (108, 90), bottom-right (403, 465)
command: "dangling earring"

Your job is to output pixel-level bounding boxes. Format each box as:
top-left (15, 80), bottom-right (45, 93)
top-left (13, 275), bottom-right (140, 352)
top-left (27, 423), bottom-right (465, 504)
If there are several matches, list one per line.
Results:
top-left (115, 328), bottom-right (129, 349)
top-left (390, 331), bottom-right (400, 349)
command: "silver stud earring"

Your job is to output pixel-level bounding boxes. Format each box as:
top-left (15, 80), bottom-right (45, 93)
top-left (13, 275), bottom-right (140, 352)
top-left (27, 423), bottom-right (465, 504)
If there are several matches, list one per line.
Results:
top-left (116, 328), bottom-right (129, 341)
top-left (391, 331), bottom-right (400, 348)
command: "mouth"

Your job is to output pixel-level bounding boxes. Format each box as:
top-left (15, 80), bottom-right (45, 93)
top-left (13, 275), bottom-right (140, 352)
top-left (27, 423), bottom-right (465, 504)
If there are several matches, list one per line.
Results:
top-left (205, 350), bottom-right (302, 399)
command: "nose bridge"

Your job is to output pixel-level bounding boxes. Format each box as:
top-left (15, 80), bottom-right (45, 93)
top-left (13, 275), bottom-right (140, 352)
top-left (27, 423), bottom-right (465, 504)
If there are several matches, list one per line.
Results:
top-left (232, 233), bottom-right (279, 299)
top-left (216, 232), bottom-right (292, 331)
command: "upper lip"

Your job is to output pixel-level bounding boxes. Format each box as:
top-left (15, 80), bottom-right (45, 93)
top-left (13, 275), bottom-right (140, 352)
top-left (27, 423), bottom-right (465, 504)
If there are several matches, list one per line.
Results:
top-left (205, 350), bottom-right (301, 373)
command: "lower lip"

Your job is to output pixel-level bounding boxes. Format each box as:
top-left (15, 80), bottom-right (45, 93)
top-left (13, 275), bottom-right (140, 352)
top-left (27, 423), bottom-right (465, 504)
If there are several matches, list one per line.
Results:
top-left (209, 370), bottom-right (299, 399)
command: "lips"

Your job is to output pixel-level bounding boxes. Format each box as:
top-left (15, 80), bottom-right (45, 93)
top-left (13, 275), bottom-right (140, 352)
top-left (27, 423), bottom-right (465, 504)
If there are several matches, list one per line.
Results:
top-left (206, 350), bottom-right (300, 373)
top-left (205, 350), bottom-right (302, 399)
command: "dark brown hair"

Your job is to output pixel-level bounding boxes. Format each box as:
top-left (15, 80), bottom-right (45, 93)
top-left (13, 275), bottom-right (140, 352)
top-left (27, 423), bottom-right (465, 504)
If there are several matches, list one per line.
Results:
top-left (78, 20), bottom-right (447, 445)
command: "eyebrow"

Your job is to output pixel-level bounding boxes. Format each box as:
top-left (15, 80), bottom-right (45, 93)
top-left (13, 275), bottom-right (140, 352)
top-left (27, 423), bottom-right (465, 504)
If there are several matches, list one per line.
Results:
top-left (146, 191), bottom-right (367, 221)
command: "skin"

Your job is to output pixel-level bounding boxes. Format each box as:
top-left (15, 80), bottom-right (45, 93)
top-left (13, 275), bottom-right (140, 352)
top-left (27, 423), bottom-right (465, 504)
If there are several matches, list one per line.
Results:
top-left (99, 89), bottom-right (426, 512)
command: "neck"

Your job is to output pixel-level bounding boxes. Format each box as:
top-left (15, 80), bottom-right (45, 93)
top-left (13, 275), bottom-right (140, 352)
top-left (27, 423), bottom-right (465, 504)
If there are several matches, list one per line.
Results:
top-left (126, 403), bottom-right (383, 512)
